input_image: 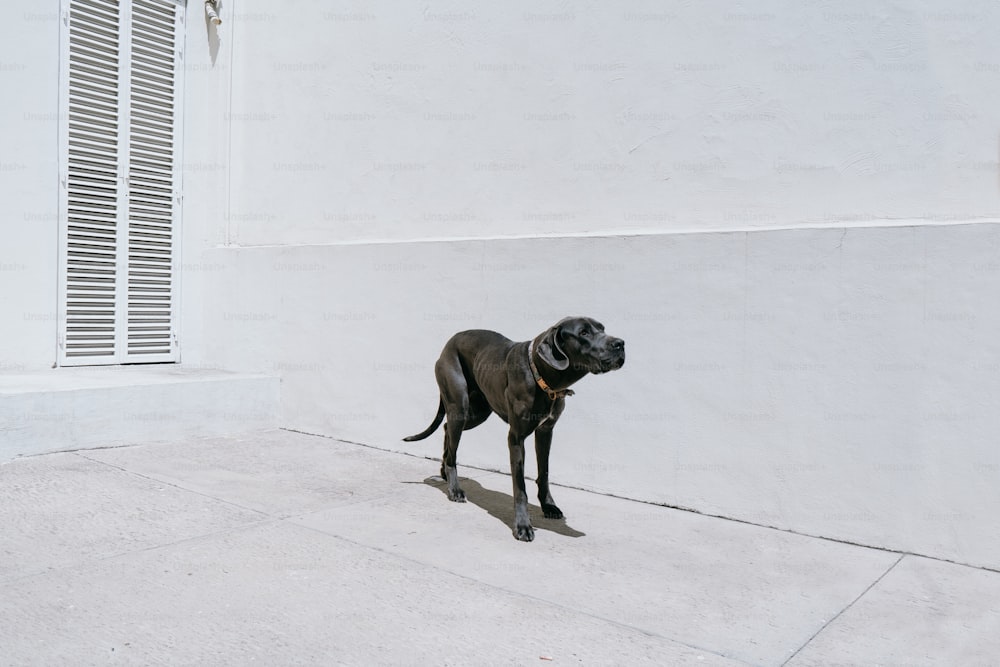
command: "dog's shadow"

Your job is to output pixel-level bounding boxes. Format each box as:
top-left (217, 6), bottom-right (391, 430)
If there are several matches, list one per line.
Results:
top-left (420, 476), bottom-right (586, 538)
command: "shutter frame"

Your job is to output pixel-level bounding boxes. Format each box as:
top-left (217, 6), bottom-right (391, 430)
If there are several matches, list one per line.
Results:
top-left (58, 0), bottom-right (184, 366)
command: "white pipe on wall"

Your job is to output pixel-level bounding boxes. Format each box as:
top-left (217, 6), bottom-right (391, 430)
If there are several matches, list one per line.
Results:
top-left (205, 0), bottom-right (221, 26)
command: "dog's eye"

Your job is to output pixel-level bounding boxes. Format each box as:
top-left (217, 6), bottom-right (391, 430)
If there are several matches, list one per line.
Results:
top-left (580, 329), bottom-right (590, 337)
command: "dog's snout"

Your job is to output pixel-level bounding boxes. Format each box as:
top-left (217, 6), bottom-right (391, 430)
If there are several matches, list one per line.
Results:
top-left (607, 338), bottom-right (625, 369)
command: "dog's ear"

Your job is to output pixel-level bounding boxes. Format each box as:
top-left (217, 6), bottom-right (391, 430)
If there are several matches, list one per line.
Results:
top-left (536, 321), bottom-right (571, 370)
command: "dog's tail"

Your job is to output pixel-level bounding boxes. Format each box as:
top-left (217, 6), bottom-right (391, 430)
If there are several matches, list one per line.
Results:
top-left (402, 398), bottom-right (446, 441)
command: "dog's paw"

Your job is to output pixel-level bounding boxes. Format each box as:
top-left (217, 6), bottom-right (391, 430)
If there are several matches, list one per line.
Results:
top-left (447, 488), bottom-right (467, 503)
top-left (513, 524), bottom-right (535, 542)
top-left (542, 504), bottom-right (564, 520)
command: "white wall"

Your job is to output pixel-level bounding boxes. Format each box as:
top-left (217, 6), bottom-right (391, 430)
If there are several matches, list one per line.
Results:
top-left (226, 0), bottom-right (999, 245)
top-left (177, 2), bottom-right (234, 367)
top-left (0, 8), bottom-right (61, 371)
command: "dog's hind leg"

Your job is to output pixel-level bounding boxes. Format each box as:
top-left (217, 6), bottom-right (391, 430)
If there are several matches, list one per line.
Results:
top-left (435, 353), bottom-right (469, 502)
top-left (441, 416), bottom-right (467, 502)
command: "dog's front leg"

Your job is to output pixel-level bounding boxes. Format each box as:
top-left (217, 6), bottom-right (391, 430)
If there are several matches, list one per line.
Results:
top-left (534, 425), bottom-right (563, 519)
top-left (508, 429), bottom-right (534, 541)
top-left (534, 397), bottom-right (565, 519)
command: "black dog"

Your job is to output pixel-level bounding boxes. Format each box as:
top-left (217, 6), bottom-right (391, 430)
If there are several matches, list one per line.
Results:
top-left (404, 317), bottom-right (625, 541)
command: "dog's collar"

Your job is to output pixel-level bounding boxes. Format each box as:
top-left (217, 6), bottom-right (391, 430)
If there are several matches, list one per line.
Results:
top-left (527, 340), bottom-right (575, 401)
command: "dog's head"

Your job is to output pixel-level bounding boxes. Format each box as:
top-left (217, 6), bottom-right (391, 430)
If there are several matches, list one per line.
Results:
top-left (535, 316), bottom-right (625, 375)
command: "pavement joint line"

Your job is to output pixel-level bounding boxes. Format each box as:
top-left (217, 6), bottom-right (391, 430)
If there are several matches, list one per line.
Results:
top-left (277, 491), bottom-right (403, 522)
top-left (72, 449), bottom-right (410, 523)
top-left (72, 451), bottom-right (276, 521)
top-left (573, 488), bottom-right (1000, 575)
top-left (98, 516), bottom-right (283, 565)
top-left (281, 428), bottom-right (1000, 576)
top-left (4, 429), bottom-right (285, 462)
top-left (288, 519), bottom-right (752, 666)
top-left (281, 427), bottom-right (503, 479)
top-left (779, 553), bottom-right (906, 666)
top-left (10, 441), bottom-right (144, 461)
top-left (1, 493), bottom-right (395, 590)
top-left (0, 516), bottom-right (282, 589)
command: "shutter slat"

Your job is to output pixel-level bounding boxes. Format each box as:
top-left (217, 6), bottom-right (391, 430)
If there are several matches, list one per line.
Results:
top-left (72, 0), bottom-right (119, 24)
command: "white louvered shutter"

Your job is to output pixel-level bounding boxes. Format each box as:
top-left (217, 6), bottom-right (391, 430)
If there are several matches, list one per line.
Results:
top-left (125, 0), bottom-right (183, 361)
top-left (58, 0), bottom-right (184, 366)
top-left (60, 0), bottom-right (123, 362)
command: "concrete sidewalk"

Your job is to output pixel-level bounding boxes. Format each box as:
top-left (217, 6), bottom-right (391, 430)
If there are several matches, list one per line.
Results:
top-left (0, 430), bottom-right (997, 666)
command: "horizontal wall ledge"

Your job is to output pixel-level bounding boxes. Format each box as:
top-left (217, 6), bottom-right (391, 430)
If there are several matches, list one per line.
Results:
top-left (0, 367), bottom-right (280, 461)
top-left (217, 217), bottom-right (1000, 249)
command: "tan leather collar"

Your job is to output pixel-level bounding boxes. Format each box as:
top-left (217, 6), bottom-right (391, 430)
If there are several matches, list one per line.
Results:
top-left (527, 340), bottom-right (575, 401)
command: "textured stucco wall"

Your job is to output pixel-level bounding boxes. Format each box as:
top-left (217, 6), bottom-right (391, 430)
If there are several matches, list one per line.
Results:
top-left (225, 0), bottom-right (999, 245)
